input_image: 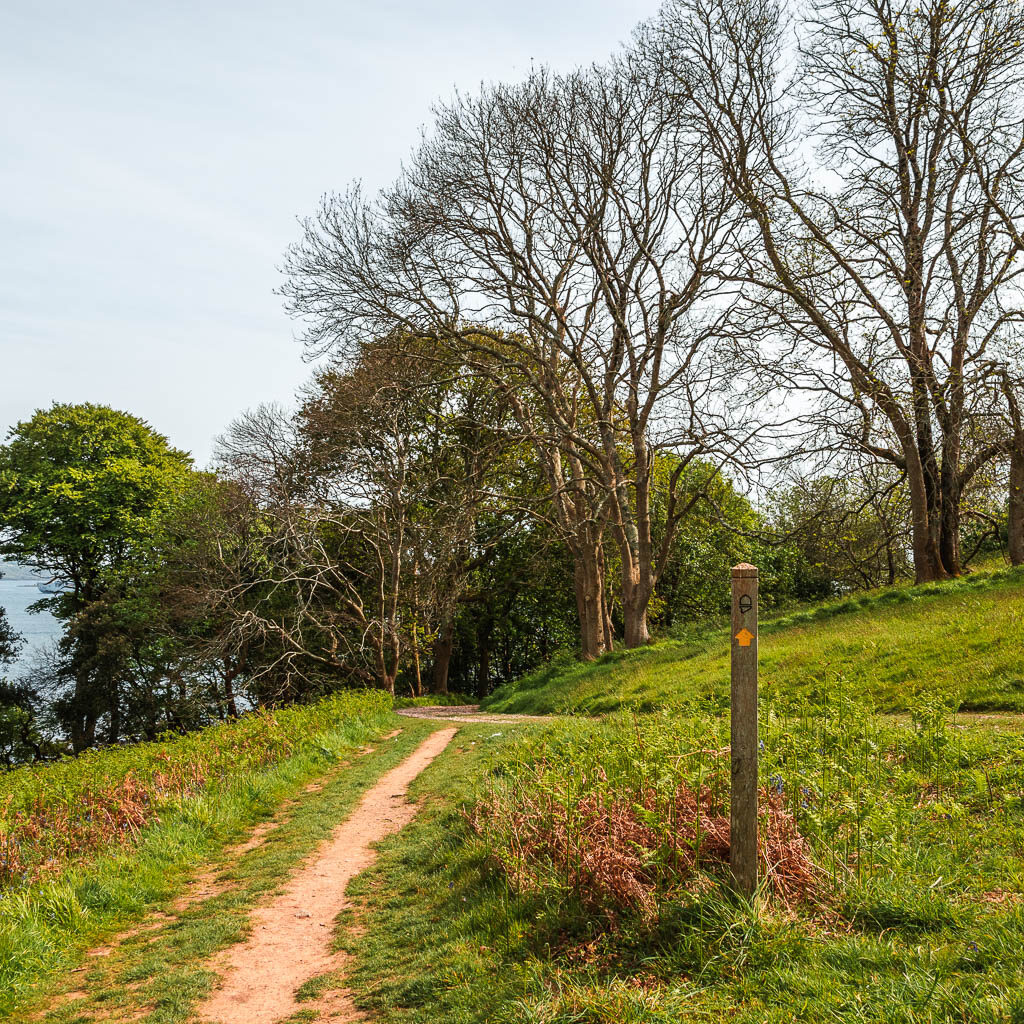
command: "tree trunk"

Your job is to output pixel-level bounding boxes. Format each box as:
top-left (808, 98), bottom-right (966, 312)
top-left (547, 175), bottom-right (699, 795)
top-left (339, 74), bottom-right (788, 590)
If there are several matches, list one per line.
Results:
top-left (411, 558), bottom-right (423, 697)
top-left (70, 719), bottom-right (87, 754)
top-left (411, 627), bottom-right (422, 697)
top-left (938, 471), bottom-right (963, 576)
top-left (431, 618), bottom-right (454, 695)
top-left (622, 586), bottom-right (651, 647)
top-left (223, 660), bottom-right (241, 718)
top-left (906, 452), bottom-right (948, 582)
top-left (620, 545), bottom-right (652, 647)
top-left (573, 564), bottom-right (601, 660)
top-left (573, 543), bottom-right (608, 659)
top-left (599, 545), bottom-right (614, 652)
top-left (71, 709), bottom-right (97, 754)
top-left (476, 617), bottom-right (492, 698)
top-left (1009, 449), bottom-right (1024, 566)
top-left (107, 683), bottom-right (121, 745)
top-left (69, 661), bottom-right (98, 753)
top-left (607, 466), bottom-right (653, 649)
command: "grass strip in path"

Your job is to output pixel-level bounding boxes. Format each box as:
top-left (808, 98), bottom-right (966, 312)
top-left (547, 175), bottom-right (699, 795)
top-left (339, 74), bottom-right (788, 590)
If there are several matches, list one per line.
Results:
top-left (24, 716), bottom-right (440, 1024)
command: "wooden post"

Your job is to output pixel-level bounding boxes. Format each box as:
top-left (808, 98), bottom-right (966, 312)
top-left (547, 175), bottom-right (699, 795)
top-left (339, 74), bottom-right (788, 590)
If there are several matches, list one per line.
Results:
top-left (730, 562), bottom-right (758, 895)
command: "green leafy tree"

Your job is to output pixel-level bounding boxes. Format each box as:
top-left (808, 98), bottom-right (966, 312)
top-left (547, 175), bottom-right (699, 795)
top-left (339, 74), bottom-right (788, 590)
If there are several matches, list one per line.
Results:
top-left (765, 471), bottom-right (914, 598)
top-left (0, 604), bottom-right (18, 671)
top-left (0, 403), bottom-right (192, 751)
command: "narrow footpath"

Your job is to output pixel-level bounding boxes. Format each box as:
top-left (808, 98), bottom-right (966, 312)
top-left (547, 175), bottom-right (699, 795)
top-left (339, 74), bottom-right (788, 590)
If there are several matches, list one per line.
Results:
top-left (189, 724), bottom-right (452, 1024)
top-left (395, 704), bottom-right (554, 725)
top-left (197, 706), bottom-right (553, 1022)
top-left (197, 726), bottom-right (458, 1024)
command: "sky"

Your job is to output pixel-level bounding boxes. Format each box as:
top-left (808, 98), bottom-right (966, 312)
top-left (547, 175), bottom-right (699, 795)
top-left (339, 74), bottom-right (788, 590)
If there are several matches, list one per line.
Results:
top-left (1, 0), bottom-right (659, 466)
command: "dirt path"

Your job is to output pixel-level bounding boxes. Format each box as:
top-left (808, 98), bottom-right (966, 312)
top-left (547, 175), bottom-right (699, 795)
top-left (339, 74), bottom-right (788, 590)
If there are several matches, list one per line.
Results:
top-left (197, 727), bottom-right (457, 1024)
top-left (396, 704), bottom-right (554, 724)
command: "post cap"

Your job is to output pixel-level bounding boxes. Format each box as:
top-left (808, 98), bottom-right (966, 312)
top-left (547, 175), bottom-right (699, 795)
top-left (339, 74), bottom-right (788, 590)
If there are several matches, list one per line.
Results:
top-left (731, 563), bottom-right (758, 577)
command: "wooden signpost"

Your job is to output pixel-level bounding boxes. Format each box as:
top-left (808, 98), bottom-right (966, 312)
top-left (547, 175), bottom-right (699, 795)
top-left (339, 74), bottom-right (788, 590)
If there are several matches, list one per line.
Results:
top-left (730, 563), bottom-right (758, 895)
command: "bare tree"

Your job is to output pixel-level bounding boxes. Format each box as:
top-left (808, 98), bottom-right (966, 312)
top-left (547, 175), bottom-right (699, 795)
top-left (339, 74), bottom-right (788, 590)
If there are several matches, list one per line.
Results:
top-left (295, 351), bottom-right (445, 694)
top-left (476, 351), bottom-right (614, 659)
top-left (654, 0), bottom-right (1024, 581)
top-left (212, 404), bottom-right (368, 697)
top-left (300, 339), bottom-right (518, 693)
top-left (283, 59), bottom-right (749, 648)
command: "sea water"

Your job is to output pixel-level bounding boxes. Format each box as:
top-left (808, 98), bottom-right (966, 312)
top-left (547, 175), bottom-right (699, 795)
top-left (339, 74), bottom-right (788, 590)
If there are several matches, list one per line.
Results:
top-left (0, 571), bottom-right (61, 677)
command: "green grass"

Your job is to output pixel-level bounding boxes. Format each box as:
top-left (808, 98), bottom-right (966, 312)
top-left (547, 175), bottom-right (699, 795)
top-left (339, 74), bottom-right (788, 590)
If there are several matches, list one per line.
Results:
top-left (0, 695), bottom-right (433, 1021)
top-left (12, 566), bottom-right (1024, 1023)
top-left (336, 706), bottom-right (1024, 1023)
top-left (328, 573), bottom-right (1024, 1022)
top-left (483, 565), bottom-right (1024, 716)
top-left (337, 724), bottom-right (542, 1023)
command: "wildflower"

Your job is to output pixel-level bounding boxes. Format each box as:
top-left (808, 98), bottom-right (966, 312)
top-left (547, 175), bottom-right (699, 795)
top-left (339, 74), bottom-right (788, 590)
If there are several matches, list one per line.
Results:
top-left (769, 774), bottom-right (784, 795)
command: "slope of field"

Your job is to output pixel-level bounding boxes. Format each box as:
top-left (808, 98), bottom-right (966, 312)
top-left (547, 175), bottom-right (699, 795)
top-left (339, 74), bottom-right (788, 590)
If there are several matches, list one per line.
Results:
top-left (335, 569), bottom-right (1024, 1023)
top-left (483, 565), bottom-right (1024, 716)
top-left (14, 569), bottom-right (1024, 1023)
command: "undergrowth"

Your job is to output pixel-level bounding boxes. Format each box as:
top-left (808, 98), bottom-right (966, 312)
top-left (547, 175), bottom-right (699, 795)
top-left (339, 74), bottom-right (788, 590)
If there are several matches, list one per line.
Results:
top-left (0, 689), bottom-right (391, 887)
top-left (475, 701), bottom-right (1024, 919)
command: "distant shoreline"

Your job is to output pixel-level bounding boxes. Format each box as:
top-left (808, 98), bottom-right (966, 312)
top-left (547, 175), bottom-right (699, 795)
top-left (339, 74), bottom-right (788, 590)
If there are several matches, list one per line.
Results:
top-left (0, 560), bottom-right (45, 583)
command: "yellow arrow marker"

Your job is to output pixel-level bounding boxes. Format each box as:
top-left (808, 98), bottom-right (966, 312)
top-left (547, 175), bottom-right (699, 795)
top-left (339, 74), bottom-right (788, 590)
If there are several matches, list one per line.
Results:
top-left (735, 628), bottom-right (754, 647)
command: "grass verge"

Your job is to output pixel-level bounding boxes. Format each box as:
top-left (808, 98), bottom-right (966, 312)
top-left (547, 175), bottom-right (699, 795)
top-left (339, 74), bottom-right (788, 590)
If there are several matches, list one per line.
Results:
top-left (1, 691), bottom-right (393, 887)
top-left (2, 706), bottom-right (437, 1021)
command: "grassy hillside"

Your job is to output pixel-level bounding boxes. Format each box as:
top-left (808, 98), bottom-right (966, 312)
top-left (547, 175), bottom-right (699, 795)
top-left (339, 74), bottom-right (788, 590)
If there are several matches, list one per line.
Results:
top-left (483, 565), bottom-right (1024, 716)
top-left (328, 565), bottom-right (1016, 1020)
top-left (16, 566), bottom-right (1024, 1023)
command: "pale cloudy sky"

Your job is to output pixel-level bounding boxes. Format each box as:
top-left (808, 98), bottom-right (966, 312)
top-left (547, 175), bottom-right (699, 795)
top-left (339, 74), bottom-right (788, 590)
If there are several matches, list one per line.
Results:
top-left (1, 0), bottom-right (658, 464)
